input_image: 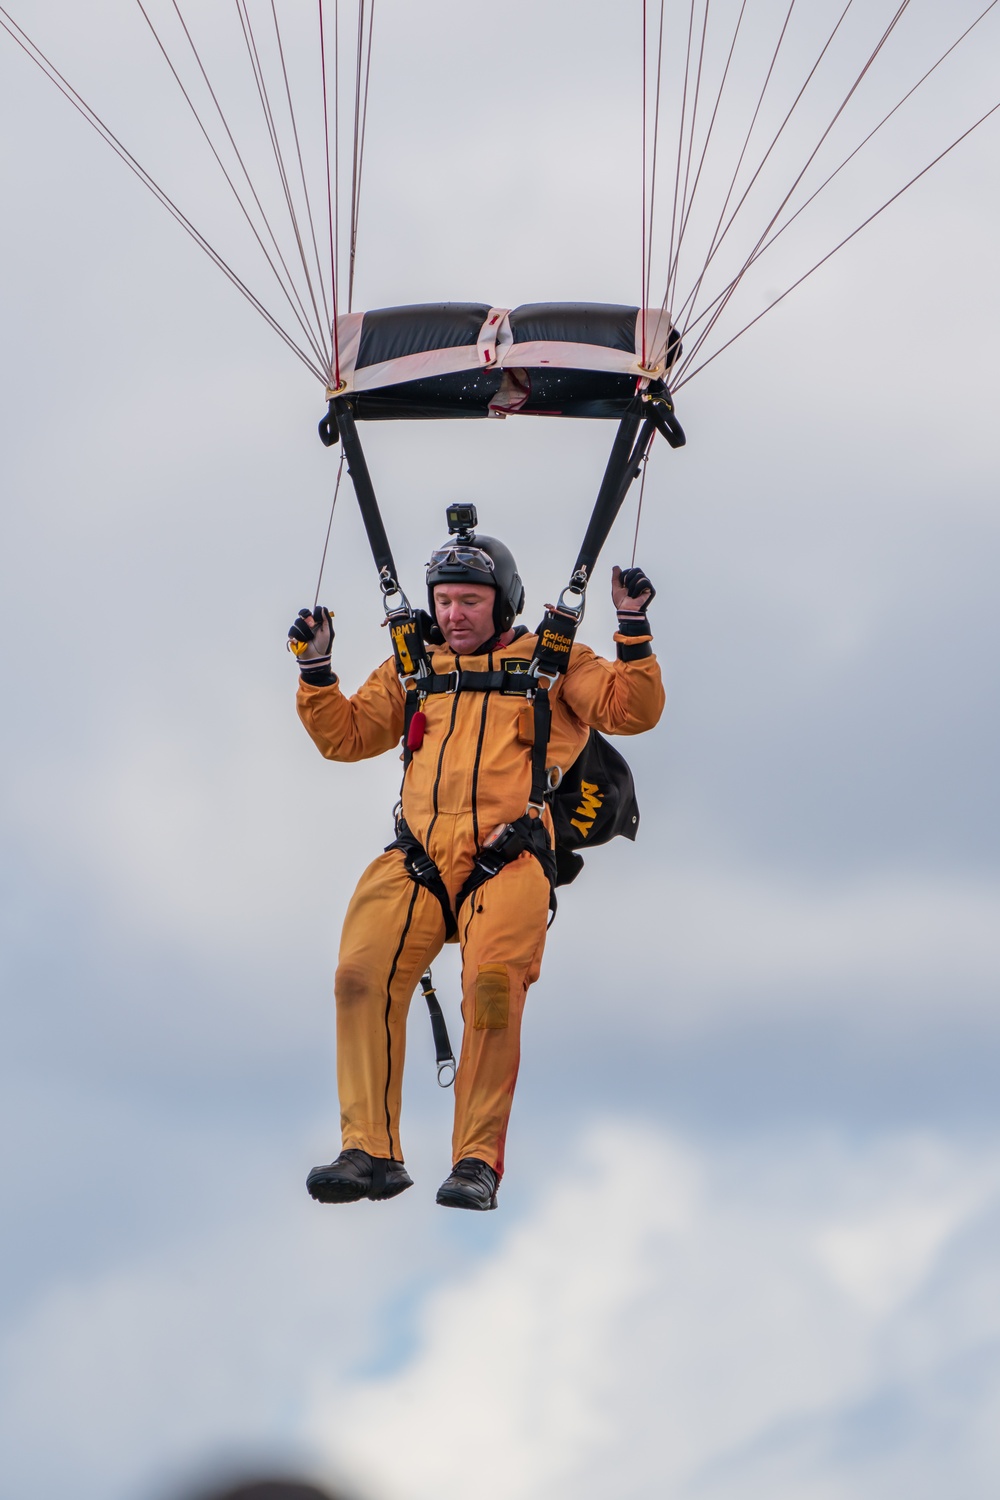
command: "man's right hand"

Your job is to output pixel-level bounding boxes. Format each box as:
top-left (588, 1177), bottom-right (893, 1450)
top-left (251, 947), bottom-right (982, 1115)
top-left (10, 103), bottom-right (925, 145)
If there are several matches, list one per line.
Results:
top-left (288, 606), bottom-right (335, 675)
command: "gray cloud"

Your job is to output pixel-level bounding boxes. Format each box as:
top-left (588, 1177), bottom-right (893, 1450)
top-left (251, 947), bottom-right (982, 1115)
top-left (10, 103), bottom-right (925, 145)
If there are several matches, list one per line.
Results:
top-left (1, 2), bottom-right (998, 1494)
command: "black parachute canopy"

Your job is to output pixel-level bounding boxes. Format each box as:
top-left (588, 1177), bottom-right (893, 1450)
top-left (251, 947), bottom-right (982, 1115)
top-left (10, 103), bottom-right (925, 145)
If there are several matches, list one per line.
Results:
top-left (333, 302), bottom-right (679, 420)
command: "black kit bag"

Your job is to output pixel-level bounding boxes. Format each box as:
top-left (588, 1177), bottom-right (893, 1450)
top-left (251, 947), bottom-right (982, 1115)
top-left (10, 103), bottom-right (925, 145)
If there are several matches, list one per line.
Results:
top-left (549, 729), bottom-right (640, 887)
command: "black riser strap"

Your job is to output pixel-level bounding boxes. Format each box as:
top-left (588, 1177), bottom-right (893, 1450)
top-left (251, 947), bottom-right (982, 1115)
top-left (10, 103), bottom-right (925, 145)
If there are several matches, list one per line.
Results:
top-left (573, 407), bottom-right (643, 578)
top-left (573, 412), bottom-right (658, 579)
top-left (333, 399), bottom-right (398, 584)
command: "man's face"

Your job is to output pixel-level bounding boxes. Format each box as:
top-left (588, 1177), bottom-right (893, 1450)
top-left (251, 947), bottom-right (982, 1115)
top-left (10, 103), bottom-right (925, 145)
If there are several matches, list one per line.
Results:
top-left (433, 582), bottom-right (497, 653)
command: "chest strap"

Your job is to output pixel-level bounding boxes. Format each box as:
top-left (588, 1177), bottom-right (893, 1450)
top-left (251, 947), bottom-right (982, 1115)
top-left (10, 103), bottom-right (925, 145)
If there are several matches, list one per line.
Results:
top-left (419, 668), bottom-right (532, 696)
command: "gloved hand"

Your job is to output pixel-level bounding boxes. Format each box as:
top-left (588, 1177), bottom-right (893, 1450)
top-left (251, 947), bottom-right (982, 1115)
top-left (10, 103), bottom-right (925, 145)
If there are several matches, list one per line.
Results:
top-left (611, 565), bottom-right (656, 614)
top-left (288, 606), bottom-right (335, 683)
top-left (611, 567), bottom-right (655, 662)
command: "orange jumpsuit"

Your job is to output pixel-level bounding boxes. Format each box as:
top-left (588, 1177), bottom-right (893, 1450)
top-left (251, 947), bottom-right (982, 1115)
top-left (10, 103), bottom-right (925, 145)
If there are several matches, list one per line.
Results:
top-left (297, 628), bottom-right (664, 1177)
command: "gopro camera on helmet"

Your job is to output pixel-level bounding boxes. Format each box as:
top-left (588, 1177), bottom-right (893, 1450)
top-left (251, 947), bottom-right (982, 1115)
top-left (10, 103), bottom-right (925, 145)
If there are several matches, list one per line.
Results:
top-left (446, 503), bottom-right (478, 539)
top-left (427, 504), bottom-right (524, 635)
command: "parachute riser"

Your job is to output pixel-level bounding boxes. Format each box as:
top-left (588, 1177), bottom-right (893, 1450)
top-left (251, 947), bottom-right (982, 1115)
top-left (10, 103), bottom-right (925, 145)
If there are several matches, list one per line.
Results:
top-left (321, 399), bottom-right (434, 730)
top-left (569, 401), bottom-right (667, 595)
top-left (328, 398), bottom-right (402, 595)
top-left (529, 394), bottom-right (680, 715)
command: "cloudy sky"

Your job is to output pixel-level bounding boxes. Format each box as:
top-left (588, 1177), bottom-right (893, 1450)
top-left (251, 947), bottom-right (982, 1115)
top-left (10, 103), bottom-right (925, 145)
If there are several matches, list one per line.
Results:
top-left (2, 3), bottom-right (999, 1498)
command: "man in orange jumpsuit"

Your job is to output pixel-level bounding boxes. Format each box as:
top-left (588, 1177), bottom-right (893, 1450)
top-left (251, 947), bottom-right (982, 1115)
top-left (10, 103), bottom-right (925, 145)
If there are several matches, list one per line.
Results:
top-left (290, 522), bottom-right (663, 1210)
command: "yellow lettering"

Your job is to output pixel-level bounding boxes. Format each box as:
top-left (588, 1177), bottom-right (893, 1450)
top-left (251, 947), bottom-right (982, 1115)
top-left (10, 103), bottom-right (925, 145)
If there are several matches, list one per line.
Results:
top-left (575, 781), bottom-right (603, 822)
top-left (391, 626), bottom-right (414, 674)
top-left (570, 817), bottom-right (594, 838)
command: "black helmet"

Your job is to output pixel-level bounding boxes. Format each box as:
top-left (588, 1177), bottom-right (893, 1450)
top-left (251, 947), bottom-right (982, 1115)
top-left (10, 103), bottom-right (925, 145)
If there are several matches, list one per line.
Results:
top-left (426, 532), bottom-right (525, 634)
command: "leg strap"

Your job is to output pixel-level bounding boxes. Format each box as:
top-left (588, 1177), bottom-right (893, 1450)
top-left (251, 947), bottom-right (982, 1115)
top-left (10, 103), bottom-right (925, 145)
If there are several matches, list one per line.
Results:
top-left (454, 813), bottom-right (557, 916)
top-left (385, 820), bottom-right (458, 940)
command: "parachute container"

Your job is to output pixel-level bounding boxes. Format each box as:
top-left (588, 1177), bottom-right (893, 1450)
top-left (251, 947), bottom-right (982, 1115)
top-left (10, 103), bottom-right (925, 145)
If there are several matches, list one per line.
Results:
top-left (330, 302), bottom-right (680, 420)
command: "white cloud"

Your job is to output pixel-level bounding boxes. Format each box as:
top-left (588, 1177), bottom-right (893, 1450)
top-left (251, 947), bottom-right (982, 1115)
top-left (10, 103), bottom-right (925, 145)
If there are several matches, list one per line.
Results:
top-left (306, 1124), bottom-right (1000, 1500)
top-left (2, 1119), bottom-right (999, 1500)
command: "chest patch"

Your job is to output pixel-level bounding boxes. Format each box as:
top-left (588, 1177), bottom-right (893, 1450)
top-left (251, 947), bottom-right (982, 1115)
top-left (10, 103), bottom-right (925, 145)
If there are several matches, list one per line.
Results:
top-left (500, 657), bottom-right (532, 695)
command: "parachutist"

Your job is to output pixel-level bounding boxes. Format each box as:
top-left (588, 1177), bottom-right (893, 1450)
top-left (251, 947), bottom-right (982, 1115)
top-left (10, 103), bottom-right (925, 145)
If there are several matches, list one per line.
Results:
top-left (292, 515), bottom-right (663, 1212)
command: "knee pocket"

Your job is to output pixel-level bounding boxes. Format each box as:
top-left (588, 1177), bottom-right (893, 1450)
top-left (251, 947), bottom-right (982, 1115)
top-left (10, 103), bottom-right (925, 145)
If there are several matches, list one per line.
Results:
top-left (474, 964), bottom-right (510, 1030)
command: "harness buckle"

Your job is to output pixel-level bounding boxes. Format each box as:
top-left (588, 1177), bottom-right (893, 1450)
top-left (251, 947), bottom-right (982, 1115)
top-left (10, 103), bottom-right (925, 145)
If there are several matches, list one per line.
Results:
top-left (530, 667), bottom-right (559, 694)
top-left (409, 850), bottom-right (439, 884)
top-left (442, 669), bottom-right (460, 694)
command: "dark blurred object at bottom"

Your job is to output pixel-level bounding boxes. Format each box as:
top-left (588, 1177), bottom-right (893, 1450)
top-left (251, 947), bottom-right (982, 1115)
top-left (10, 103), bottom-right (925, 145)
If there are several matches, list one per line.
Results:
top-left (186, 1480), bottom-right (342, 1500)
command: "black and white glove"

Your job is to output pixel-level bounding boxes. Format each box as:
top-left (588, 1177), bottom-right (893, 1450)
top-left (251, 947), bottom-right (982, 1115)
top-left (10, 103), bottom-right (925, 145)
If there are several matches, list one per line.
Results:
top-left (611, 564), bottom-right (656, 615)
top-left (611, 566), bottom-right (655, 661)
top-left (287, 606), bottom-right (335, 685)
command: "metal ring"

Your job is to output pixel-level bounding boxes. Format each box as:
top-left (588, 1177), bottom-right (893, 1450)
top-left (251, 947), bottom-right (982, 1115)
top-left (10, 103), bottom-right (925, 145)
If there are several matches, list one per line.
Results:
top-left (437, 1059), bottom-right (456, 1088)
top-left (557, 583), bottom-right (586, 617)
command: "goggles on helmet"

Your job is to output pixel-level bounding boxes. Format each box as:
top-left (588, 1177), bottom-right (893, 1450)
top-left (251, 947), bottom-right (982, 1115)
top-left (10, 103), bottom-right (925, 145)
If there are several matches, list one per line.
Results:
top-left (426, 545), bottom-right (496, 574)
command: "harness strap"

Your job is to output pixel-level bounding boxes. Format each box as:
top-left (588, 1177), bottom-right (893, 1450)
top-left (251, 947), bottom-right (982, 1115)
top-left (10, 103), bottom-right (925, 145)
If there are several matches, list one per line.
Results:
top-left (453, 811), bottom-right (558, 917)
top-left (390, 812), bottom-right (557, 932)
top-left (529, 685), bottom-right (552, 810)
top-left (401, 684), bottom-right (423, 764)
top-left (419, 669), bottom-right (532, 696)
top-left (419, 970), bottom-right (456, 1087)
top-left (385, 820), bottom-right (458, 940)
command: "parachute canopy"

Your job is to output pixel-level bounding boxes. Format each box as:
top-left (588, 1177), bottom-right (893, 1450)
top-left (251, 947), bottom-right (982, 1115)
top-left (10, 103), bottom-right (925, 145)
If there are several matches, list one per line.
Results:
top-left (4, 4), bottom-right (997, 396)
top-left (332, 302), bottom-right (680, 420)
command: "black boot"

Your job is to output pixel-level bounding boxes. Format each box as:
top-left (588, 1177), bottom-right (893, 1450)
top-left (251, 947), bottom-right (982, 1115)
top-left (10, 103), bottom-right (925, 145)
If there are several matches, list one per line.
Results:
top-left (307, 1148), bottom-right (413, 1204)
top-left (435, 1157), bottom-right (499, 1211)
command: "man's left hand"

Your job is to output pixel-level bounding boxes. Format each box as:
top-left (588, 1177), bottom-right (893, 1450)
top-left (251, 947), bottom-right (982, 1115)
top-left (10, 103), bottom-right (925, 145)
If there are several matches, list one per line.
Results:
top-left (612, 565), bottom-right (656, 613)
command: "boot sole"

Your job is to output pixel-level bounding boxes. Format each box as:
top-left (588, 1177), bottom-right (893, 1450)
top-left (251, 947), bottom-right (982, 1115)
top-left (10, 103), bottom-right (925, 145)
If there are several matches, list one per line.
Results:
top-left (306, 1175), bottom-right (367, 1204)
top-left (435, 1187), bottom-right (497, 1210)
top-left (307, 1173), bottom-right (413, 1204)
top-left (369, 1176), bottom-right (413, 1202)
